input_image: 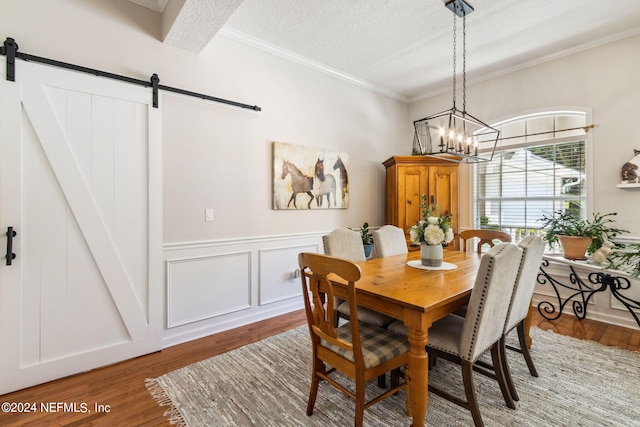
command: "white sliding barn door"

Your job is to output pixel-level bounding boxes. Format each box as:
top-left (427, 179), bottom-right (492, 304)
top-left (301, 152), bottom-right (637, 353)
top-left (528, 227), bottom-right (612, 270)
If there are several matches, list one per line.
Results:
top-left (0, 61), bottom-right (162, 394)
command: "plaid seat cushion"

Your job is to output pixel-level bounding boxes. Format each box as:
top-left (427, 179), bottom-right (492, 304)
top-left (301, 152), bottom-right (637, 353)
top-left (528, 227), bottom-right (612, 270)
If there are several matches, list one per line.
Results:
top-left (336, 301), bottom-right (395, 327)
top-left (321, 322), bottom-right (410, 369)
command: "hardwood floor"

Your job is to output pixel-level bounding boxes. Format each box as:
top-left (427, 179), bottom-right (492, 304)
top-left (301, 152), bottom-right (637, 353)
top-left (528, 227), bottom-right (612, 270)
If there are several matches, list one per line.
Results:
top-left (1, 309), bottom-right (638, 426)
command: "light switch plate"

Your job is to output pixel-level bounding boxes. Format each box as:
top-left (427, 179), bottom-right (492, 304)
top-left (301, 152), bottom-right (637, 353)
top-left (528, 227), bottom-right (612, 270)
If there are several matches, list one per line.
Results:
top-left (205, 209), bottom-right (214, 221)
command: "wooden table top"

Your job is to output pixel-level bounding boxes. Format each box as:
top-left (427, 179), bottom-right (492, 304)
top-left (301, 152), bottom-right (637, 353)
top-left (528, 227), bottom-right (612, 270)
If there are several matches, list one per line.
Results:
top-left (330, 248), bottom-right (481, 321)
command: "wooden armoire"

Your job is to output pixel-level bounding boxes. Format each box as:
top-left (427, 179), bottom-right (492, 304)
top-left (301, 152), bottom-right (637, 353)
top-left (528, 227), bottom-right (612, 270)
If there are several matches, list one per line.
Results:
top-left (383, 156), bottom-right (459, 246)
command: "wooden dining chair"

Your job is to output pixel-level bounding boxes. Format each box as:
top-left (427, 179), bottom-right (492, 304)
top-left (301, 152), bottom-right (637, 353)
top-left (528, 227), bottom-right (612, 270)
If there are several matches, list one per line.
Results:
top-left (323, 228), bottom-right (394, 329)
top-left (460, 229), bottom-right (512, 253)
top-left (298, 252), bottom-right (410, 427)
top-left (388, 243), bottom-right (523, 427)
top-left (372, 225), bottom-right (408, 258)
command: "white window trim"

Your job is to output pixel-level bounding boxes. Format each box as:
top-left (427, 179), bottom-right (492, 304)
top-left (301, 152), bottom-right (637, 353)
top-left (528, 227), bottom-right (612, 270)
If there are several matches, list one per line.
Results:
top-left (464, 107), bottom-right (594, 232)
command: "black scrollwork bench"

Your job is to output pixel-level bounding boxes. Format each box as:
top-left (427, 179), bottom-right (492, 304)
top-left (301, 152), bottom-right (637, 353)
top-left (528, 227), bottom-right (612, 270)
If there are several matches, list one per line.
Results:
top-left (537, 256), bottom-right (640, 328)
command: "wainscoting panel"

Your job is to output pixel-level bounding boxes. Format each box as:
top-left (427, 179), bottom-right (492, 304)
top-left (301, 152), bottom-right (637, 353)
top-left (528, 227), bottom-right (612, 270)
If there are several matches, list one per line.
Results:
top-left (259, 244), bottom-right (317, 305)
top-left (162, 232), bottom-right (325, 347)
top-left (166, 252), bottom-right (252, 328)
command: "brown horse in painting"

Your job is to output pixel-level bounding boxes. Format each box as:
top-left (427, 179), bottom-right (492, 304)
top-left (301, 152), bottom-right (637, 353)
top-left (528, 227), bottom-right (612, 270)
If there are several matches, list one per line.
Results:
top-left (281, 160), bottom-right (314, 209)
top-left (333, 156), bottom-right (348, 207)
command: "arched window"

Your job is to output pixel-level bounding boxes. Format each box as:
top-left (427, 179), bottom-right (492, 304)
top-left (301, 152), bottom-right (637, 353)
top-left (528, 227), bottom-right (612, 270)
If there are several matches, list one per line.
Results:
top-left (473, 110), bottom-right (591, 244)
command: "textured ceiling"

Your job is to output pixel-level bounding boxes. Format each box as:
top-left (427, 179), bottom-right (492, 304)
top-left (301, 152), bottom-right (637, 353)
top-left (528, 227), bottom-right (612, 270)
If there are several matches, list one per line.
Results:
top-left (133, 0), bottom-right (640, 102)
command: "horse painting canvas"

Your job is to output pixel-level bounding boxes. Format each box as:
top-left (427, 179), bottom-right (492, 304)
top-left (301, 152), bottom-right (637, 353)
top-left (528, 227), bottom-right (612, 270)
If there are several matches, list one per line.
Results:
top-left (273, 142), bottom-right (350, 209)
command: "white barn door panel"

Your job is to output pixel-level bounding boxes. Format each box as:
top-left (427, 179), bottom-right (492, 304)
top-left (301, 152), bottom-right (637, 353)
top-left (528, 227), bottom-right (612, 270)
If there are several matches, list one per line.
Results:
top-left (0, 61), bottom-right (162, 394)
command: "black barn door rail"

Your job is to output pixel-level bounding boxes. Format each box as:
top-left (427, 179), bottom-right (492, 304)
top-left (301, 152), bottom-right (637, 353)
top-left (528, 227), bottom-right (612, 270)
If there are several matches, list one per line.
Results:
top-left (0, 37), bottom-right (261, 111)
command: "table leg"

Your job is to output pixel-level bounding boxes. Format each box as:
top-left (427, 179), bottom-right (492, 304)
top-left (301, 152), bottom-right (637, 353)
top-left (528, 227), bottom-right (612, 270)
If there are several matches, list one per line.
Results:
top-left (524, 303), bottom-right (533, 348)
top-left (406, 326), bottom-right (428, 426)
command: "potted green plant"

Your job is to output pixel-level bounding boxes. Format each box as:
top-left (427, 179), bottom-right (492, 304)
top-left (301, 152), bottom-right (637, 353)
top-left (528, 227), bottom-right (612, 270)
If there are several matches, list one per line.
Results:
top-left (360, 222), bottom-right (374, 258)
top-left (608, 242), bottom-right (640, 277)
top-left (538, 210), bottom-right (628, 260)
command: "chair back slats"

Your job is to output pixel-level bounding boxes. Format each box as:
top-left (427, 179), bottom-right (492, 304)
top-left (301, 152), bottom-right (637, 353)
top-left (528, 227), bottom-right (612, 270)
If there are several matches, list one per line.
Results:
top-left (506, 235), bottom-right (546, 331)
top-left (299, 252), bottom-right (362, 353)
top-left (460, 229), bottom-right (512, 254)
top-left (372, 225), bottom-right (408, 258)
top-left (460, 243), bottom-right (522, 361)
top-left (308, 274), bottom-right (338, 338)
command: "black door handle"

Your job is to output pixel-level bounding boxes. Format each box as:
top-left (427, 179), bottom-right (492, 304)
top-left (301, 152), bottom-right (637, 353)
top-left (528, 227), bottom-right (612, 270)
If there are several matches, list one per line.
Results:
top-left (6, 226), bottom-right (16, 266)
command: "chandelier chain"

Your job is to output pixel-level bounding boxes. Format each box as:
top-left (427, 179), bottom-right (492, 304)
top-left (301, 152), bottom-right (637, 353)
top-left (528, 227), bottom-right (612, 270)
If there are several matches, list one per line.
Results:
top-left (452, 13), bottom-right (456, 109)
top-left (413, 1), bottom-right (501, 163)
top-left (463, 15), bottom-right (466, 114)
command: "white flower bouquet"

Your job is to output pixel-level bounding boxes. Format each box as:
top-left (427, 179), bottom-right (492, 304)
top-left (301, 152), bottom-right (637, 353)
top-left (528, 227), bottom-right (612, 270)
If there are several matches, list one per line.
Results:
top-left (409, 195), bottom-right (454, 246)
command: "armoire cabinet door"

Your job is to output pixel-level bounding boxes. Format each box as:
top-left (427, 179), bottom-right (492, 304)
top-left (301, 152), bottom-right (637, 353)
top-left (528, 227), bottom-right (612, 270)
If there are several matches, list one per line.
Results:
top-left (429, 165), bottom-right (459, 233)
top-left (398, 165), bottom-right (429, 233)
top-left (384, 156), bottom-right (459, 241)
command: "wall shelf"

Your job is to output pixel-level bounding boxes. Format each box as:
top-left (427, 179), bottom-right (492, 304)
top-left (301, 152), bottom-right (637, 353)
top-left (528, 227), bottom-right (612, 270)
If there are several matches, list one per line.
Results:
top-left (616, 182), bottom-right (640, 189)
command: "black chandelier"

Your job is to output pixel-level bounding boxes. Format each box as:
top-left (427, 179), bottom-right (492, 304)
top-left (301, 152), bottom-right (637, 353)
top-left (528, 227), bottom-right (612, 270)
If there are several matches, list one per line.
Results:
top-left (412, 0), bottom-right (499, 163)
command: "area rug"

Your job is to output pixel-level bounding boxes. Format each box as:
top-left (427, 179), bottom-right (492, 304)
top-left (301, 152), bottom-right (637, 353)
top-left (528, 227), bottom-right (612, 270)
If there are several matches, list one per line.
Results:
top-left (146, 326), bottom-right (640, 426)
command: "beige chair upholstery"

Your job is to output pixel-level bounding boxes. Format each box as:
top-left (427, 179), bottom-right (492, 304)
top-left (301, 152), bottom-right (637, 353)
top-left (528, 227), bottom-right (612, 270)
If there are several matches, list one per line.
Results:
top-left (460, 229), bottom-right (512, 253)
top-left (372, 225), bottom-right (408, 258)
top-left (447, 235), bottom-right (545, 406)
top-left (323, 229), bottom-right (394, 329)
top-left (298, 252), bottom-right (409, 427)
top-left (500, 235), bottom-right (545, 400)
top-left (322, 228), bottom-right (366, 262)
top-left (388, 243), bottom-right (523, 427)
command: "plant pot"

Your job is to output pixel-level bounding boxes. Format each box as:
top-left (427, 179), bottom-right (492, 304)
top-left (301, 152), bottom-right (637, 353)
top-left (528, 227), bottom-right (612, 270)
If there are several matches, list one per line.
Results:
top-left (558, 235), bottom-right (592, 260)
top-left (363, 244), bottom-right (373, 259)
top-left (421, 243), bottom-right (443, 267)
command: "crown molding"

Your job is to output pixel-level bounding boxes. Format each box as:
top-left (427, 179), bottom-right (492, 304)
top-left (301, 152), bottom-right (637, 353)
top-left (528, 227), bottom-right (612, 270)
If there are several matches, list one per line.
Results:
top-left (410, 27), bottom-right (640, 103)
top-left (218, 27), bottom-right (410, 103)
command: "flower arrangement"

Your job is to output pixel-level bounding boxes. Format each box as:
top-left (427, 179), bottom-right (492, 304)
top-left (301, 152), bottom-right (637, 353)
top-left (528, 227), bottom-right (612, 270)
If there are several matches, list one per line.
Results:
top-left (409, 195), bottom-right (454, 246)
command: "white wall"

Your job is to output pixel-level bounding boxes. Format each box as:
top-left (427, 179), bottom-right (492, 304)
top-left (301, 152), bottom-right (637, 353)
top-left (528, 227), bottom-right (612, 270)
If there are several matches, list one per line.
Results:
top-left (4, 1), bottom-right (638, 344)
top-left (3, 0), bottom-right (410, 242)
top-left (410, 34), bottom-right (640, 237)
top-left (163, 35), bottom-right (409, 242)
top-left (411, 36), bottom-right (640, 330)
top-left (1, 0), bottom-right (410, 346)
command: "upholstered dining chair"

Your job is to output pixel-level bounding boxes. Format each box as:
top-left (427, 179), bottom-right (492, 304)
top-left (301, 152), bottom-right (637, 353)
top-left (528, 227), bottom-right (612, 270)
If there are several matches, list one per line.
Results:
top-left (323, 228), bottom-right (394, 329)
top-left (499, 235), bottom-right (546, 400)
top-left (298, 252), bottom-right (410, 427)
top-left (372, 225), bottom-right (408, 258)
top-left (388, 243), bottom-right (523, 427)
top-left (454, 235), bottom-right (545, 403)
top-left (460, 229), bottom-right (512, 253)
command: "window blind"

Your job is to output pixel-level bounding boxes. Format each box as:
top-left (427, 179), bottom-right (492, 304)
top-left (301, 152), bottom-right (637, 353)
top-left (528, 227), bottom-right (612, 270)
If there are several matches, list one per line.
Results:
top-left (473, 113), bottom-right (587, 242)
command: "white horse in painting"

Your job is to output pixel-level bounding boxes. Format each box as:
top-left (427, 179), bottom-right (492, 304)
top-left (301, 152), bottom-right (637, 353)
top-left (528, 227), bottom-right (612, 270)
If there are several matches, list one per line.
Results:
top-left (313, 159), bottom-right (337, 208)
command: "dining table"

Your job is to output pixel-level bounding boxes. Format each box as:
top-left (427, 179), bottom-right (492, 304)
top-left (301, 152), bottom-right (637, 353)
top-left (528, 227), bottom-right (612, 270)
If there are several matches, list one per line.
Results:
top-left (328, 247), bottom-right (489, 426)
